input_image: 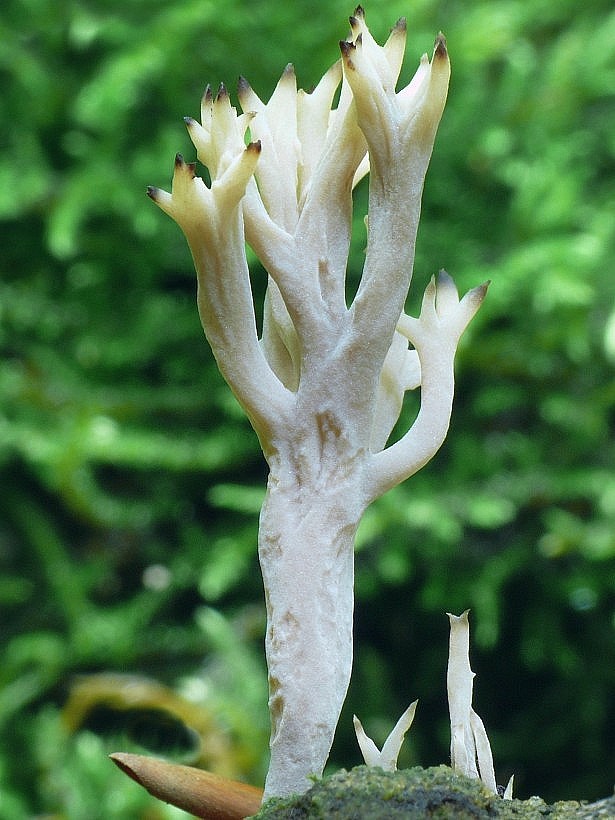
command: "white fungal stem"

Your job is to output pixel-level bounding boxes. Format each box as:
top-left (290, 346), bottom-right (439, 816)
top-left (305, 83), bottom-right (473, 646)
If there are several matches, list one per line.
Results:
top-left (447, 610), bottom-right (498, 795)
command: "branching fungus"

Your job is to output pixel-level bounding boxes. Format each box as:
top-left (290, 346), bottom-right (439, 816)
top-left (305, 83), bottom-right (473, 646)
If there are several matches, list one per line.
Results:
top-left (148, 7), bottom-right (486, 799)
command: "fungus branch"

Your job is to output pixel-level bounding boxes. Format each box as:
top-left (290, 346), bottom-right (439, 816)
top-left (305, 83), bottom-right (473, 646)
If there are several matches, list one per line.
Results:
top-left (447, 610), bottom-right (513, 798)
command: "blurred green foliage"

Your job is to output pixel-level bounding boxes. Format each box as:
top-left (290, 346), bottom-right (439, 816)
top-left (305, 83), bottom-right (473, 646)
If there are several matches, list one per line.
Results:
top-left (1, 0), bottom-right (615, 815)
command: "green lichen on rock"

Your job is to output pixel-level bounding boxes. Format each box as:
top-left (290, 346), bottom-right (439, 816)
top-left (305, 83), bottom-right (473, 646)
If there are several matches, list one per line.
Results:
top-left (248, 765), bottom-right (593, 819)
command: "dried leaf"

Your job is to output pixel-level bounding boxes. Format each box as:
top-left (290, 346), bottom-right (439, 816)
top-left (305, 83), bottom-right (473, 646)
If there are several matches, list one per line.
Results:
top-left (110, 752), bottom-right (262, 820)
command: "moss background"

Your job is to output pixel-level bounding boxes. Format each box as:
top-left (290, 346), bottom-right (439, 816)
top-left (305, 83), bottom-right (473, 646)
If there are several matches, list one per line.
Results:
top-left (1, 0), bottom-right (615, 816)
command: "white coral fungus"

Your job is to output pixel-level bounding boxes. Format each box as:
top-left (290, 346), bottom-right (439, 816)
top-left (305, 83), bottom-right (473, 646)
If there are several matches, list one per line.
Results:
top-left (447, 610), bottom-right (502, 795)
top-left (149, 6), bottom-right (486, 799)
top-left (354, 700), bottom-right (418, 771)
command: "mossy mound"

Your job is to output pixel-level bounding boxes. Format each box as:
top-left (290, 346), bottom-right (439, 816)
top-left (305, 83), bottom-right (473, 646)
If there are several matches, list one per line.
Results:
top-left (249, 765), bottom-right (597, 819)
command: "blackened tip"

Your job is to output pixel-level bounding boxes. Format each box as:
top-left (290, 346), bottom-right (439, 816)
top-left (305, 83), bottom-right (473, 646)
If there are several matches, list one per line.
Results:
top-left (394, 17), bottom-right (407, 33)
top-left (466, 279), bottom-right (490, 303)
top-left (173, 154), bottom-right (195, 176)
top-left (353, 5), bottom-right (365, 18)
top-left (146, 186), bottom-right (158, 200)
top-left (216, 83), bottom-right (228, 100)
top-left (434, 32), bottom-right (447, 57)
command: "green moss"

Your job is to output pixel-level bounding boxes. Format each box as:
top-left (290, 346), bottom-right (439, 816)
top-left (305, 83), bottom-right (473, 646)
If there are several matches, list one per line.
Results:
top-left (249, 765), bottom-right (592, 819)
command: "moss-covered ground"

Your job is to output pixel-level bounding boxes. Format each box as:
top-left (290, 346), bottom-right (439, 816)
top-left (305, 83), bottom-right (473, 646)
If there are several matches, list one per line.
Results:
top-left (250, 765), bottom-right (614, 819)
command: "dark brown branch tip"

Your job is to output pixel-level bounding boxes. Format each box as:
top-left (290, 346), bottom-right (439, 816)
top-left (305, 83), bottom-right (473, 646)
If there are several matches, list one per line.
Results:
top-left (237, 75), bottom-right (250, 95)
top-left (247, 140), bottom-right (262, 154)
top-left (339, 40), bottom-right (356, 68)
top-left (216, 83), bottom-right (228, 101)
top-left (393, 17), bottom-right (407, 33)
top-left (353, 5), bottom-right (365, 19)
top-left (202, 84), bottom-right (213, 104)
top-left (479, 279), bottom-right (491, 295)
top-left (434, 32), bottom-right (447, 58)
top-left (467, 280), bottom-right (490, 306)
top-left (146, 186), bottom-right (159, 201)
top-left (174, 153), bottom-right (196, 177)
top-left (183, 116), bottom-right (196, 127)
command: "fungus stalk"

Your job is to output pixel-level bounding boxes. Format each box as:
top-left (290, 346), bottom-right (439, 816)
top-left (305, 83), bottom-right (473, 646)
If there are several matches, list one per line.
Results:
top-left (148, 8), bottom-right (486, 800)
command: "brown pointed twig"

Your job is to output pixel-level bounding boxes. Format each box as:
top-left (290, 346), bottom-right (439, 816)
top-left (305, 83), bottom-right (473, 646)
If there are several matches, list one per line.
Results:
top-left (110, 752), bottom-right (263, 819)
